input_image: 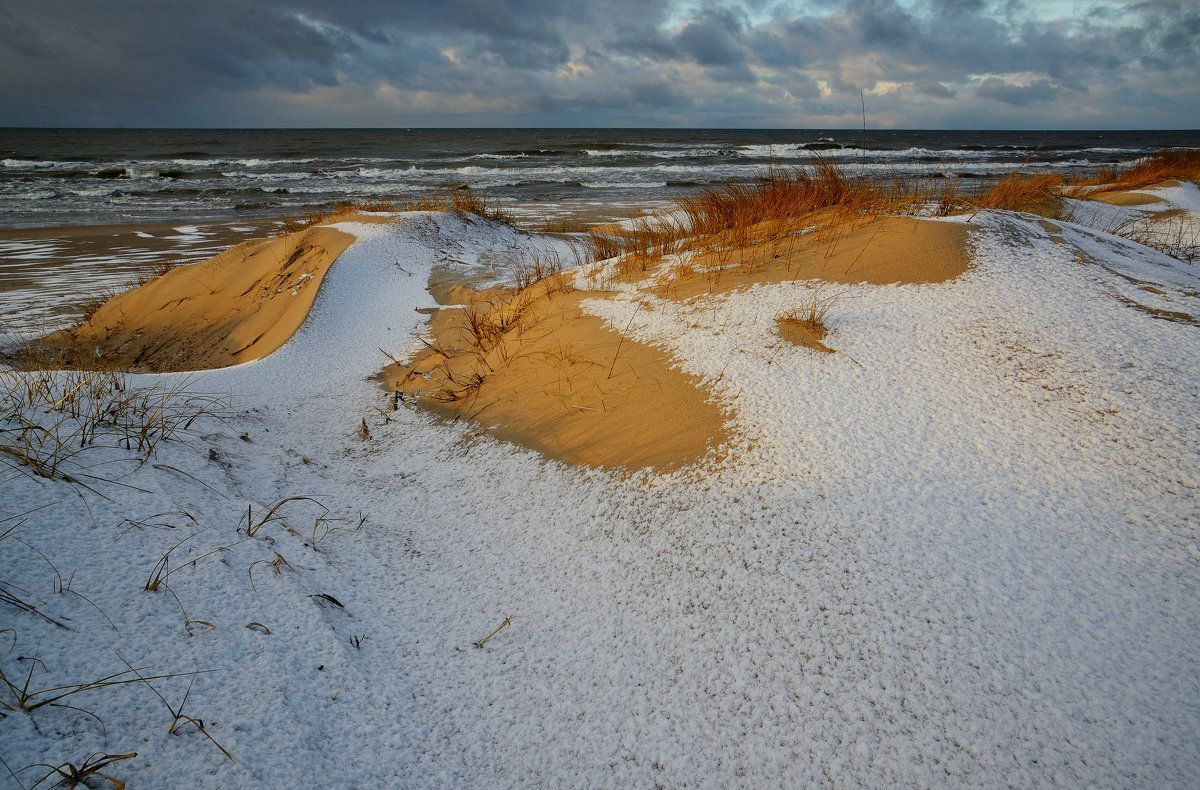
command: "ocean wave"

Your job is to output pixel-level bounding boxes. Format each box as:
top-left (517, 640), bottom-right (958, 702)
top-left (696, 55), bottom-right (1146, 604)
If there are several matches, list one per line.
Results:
top-left (223, 170), bottom-right (325, 181)
top-left (585, 147), bottom-right (741, 159)
top-left (350, 166), bottom-right (417, 178)
top-left (1081, 147), bottom-right (1145, 155)
top-left (651, 163), bottom-right (747, 176)
top-left (581, 181), bottom-right (669, 189)
top-left (0, 130), bottom-right (1177, 233)
top-left (427, 164), bottom-right (690, 182)
top-left (169, 158), bottom-right (247, 168)
top-left (67, 188), bottom-right (119, 197)
top-left (88, 166), bottom-right (190, 180)
top-left (466, 152), bottom-right (528, 161)
top-left (283, 182), bottom-right (419, 195)
top-left (737, 144), bottom-right (809, 158)
top-left (5, 190), bottom-right (59, 200)
top-left (425, 164), bottom-right (594, 179)
top-left (496, 148), bottom-right (568, 157)
top-left (164, 156), bottom-right (328, 169)
top-left (2, 158), bottom-right (69, 170)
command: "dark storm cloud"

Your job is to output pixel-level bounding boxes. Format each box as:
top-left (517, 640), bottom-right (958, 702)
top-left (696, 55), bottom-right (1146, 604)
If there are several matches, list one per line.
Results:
top-left (0, 0), bottom-right (1195, 127)
top-left (975, 77), bottom-right (1063, 106)
top-left (917, 82), bottom-right (954, 99)
top-left (0, 7), bottom-right (49, 58)
top-left (674, 7), bottom-right (746, 66)
top-left (844, 0), bottom-right (919, 46)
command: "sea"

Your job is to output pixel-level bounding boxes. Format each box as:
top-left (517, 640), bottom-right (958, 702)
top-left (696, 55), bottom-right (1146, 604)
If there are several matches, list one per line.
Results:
top-left (0, 128), bottom-right (1196, 335)
top-left (3, 128), bottom-right (1198, 230)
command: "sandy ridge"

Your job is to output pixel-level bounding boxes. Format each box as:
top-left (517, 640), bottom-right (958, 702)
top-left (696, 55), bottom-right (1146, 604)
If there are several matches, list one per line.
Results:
top-left (41, 210), bottom-right (972, 471)
top-left (53, 225), bottom-right (356, 371)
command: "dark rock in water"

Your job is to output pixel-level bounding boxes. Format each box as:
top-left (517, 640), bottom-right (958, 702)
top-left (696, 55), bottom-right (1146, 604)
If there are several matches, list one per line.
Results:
top-left (272, 188), bottom-right (289, 194)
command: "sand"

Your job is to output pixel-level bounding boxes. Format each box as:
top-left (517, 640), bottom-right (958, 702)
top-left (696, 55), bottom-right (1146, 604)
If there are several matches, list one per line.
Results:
top-left (638, 214), bottom-right (970, 302)
top-left (382, 213), bottom-right (969, 471)
top-left (38, 209), bottom-right (969, 472)
top-left (379, 281), bottom-right (732, 472)
top-left (48, 225), bottom-right (356, 371)
top-left (1088, 190), bottom-right (1166, 207)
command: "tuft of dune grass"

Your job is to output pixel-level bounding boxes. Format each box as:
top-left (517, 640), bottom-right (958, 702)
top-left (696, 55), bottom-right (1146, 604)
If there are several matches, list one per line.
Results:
top-left (969, 173), bottom-right (1065, 216)
top-left (677, 157), bottom-right (871, 234)
top-left (1070, 149), bottom-right (1200, 195)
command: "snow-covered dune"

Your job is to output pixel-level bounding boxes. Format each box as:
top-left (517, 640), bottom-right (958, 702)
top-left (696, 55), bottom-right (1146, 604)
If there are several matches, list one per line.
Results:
top-left (3, 201), bottom-right (1198, 788)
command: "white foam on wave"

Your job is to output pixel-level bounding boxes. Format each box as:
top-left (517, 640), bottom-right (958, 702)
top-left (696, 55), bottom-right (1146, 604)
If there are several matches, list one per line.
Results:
top-left (2, 158), bottom-right (65, 170)
top-left (586, 147), bottom-right (738, 159)
top-left (581, 181), bottom-right (668, 189)
top-left (6, 190), bottom-right (59, 200)
top-left (467, 153), bottom-right (529, 160)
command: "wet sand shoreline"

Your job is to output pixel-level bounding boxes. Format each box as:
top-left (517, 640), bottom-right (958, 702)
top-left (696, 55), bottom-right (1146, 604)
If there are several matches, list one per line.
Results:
top-left (0, 218), bottom-right (284, 335)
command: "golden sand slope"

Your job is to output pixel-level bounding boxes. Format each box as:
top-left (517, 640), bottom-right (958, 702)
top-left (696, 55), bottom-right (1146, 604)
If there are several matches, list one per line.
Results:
top-left (51, 225), bottom-right (356, 371)
top-left (647, 214), bottom-right (969, 302)
top-left (380, 281), bottom-right (732, 473)
top-left (1088, 191), bottom-right (1166, 207)
top-left (384, 214), bottom-right (970, 472)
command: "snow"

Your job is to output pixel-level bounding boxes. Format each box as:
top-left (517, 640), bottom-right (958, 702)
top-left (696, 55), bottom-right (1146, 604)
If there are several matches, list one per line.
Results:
top-left (2, 197), bottom-right (1199, 788)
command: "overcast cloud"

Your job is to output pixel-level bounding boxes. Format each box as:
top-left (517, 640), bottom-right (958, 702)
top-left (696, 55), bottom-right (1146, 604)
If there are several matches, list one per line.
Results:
top-left (0, 0), bottom-right (1196, 127)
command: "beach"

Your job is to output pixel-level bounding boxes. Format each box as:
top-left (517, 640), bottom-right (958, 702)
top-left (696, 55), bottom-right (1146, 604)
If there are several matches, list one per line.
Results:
top-left (2, 148), bottom-right (1200, 787)
top-left (0, 219), bottom-right (282, 334)
top-left (4, 128), bottom-right (1194, 337)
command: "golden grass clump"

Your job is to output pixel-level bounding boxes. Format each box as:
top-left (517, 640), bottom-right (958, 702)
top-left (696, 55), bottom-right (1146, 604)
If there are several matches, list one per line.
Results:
top-left (1076, 149), bottom-right (1200, 194)
top-left (677, 158), bottom-right (862, 235)
top-left (391, 246), bottom-right (572, 406)
top-left (970, 173), bottom-right (1065, 216)
top-left (582, 231), bottom-right (631, 264)
top-left (774, 288), bottom-right (843, 354)
top-left (776, 310), bottom-right (833, 353)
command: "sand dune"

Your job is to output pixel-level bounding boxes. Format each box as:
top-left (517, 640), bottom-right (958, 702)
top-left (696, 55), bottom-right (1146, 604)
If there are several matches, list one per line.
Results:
top-left (50, 209), bottom-right (967, 472)
top-left (51, 225), bottom-right (355, 371)
top-left (384, 214), bottom-right (967, 471)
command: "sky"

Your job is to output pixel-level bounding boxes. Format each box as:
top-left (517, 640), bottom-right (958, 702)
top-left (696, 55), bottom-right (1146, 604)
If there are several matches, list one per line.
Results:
top-left (0, 0), bottom-right (1197, 129)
